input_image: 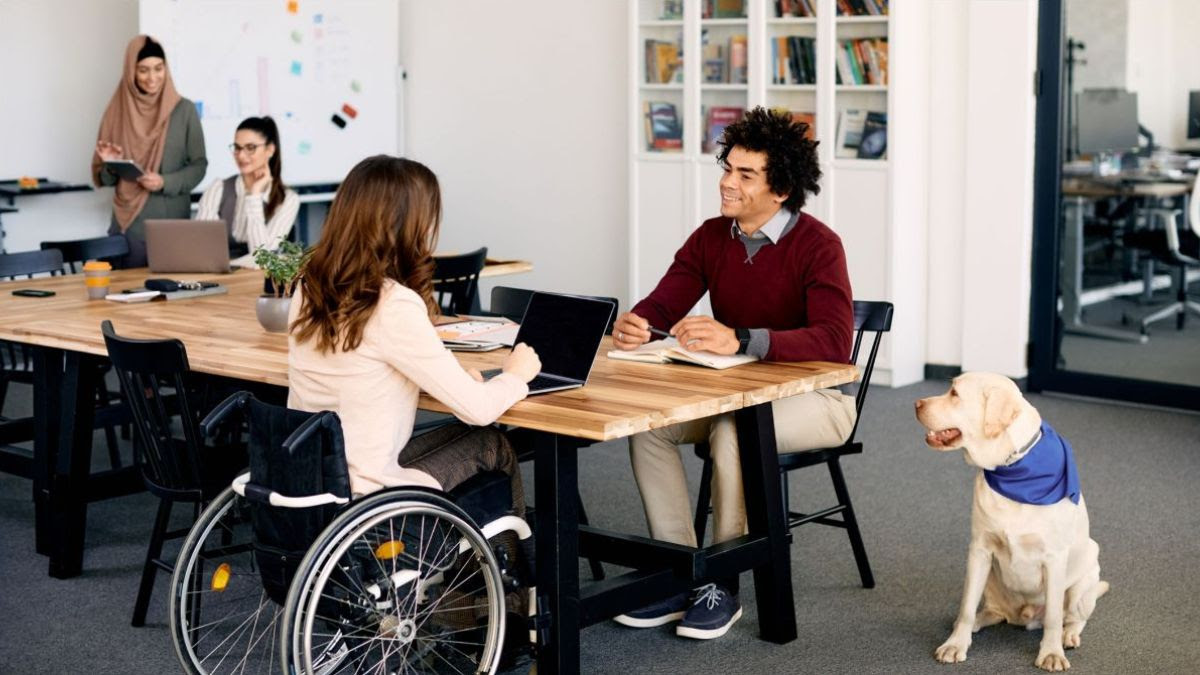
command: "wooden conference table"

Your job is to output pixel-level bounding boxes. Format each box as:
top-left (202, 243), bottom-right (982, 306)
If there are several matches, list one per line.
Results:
top-left (0, 268), bottom-right (857, 674)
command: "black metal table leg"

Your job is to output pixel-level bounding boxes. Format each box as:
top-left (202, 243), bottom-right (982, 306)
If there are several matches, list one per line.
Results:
top-left (734, 402), bottom-right (797, 643)
top-left (45, 350), bottom-right (100, 578)
top-left (31, 346), bottom-right (63, 556)
top-left (534, 432), bottom-right (581, 675)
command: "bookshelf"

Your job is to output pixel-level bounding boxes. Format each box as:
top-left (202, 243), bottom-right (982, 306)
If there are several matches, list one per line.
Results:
top-left (629, 0), bottom-right (929, 386)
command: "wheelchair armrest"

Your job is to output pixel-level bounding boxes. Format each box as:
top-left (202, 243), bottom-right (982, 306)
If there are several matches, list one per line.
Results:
top-left (200, 391), bottom-right (252, 439)
top-left (281, 410), bottom-right (342, 455)
top-left (231, 472), bottom-right (349, 508)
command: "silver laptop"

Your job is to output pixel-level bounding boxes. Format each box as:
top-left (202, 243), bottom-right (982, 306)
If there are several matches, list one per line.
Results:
top-left (482, 292), bottom-right (615, 395)
top-left (145, 219), bottom-right (231, 273)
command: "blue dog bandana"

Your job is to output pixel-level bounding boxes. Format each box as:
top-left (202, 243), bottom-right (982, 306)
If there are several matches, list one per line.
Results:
top-left (984, 422), bottom-right (1081, 505)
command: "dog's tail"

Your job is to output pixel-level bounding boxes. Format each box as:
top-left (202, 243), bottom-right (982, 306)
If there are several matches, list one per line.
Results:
top-left (1074, 580), bottom-right (1110, 621)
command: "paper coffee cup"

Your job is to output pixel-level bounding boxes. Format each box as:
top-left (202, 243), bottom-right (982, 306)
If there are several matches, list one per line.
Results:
top-left (83, 260), bottom-right (112, 300)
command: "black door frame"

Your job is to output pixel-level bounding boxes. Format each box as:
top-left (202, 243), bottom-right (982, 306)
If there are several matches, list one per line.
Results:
top-left (1027, 0), bottom-right (1200, 411)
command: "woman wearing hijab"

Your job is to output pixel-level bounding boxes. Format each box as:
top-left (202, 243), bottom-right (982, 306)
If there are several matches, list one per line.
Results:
top-left (93, 35), bottom-right (206, 267)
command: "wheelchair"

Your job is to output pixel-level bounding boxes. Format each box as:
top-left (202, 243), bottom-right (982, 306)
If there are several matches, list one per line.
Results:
top-left (168, 393), bottom-right (535, 674)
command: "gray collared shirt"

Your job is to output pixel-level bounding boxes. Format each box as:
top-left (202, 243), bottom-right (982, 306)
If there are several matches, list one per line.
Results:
top-left (727, 208), bottom-right (800, 358)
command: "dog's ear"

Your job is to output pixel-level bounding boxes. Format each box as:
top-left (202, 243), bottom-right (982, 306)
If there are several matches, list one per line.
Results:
top-left (982, 386), bottom-right (1021, 439)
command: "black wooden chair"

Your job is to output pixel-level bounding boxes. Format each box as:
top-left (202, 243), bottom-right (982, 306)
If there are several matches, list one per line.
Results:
top-left (433, 247), bottom-right (488, 315)
top-left (101, 320), bottom-right (246, 626)
top-left (490, 285), bottom-right (618, 581)
top-left (1, 250), bottom-right (66, 473)
top-left (692, 300), bottom-right (894, 589)
top-left (40, 234), bottom-right (129, 273)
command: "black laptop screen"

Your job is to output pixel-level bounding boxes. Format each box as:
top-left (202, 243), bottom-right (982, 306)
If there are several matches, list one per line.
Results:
top-left (514, 293), bottom-right (614, 383)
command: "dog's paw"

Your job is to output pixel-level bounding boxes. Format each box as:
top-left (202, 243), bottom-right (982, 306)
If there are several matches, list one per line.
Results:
top-left (934, 640), bottom-right (969, 664)
top-left (1035, 648), bottom-right (1071, 671)
top-left (1062, 622), bottom-right (1083, 649)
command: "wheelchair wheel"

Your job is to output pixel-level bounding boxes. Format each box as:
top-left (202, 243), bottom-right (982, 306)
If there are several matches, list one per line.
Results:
top-left (169, 487), bottom-right (281, 674)
top-left (281, 489), bottom-right (507, 675)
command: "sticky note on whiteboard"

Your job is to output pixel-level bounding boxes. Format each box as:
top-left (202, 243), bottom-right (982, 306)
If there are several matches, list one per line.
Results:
top-left (290, 30), bottom-right (302, 44)
top-left (287, 1), bottom-right (298, 14)
top-left (290, 61), bottom-right (302, 76)
top-left (331, 114), bottom-right (346, 129)
top-left (341, 104), bottom-right (358, 119)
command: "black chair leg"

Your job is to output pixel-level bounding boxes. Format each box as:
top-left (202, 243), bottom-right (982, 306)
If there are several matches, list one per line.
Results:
top-left (576, 492), bottom-right (605, 581)
top-left (828, 458), bottom-right (874, 589)
top-left (95, 379), bottom-right (122, 469)
top-left (693, 444), bottom-right (713, 546)
top-left (132, 498), bottom-right (173, 627)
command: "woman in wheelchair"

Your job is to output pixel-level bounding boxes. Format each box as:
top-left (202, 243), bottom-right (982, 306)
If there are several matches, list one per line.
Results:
top-left (168, 155), bottom-right (541, 675)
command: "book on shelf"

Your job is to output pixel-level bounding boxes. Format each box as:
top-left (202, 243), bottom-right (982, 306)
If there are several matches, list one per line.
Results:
top-left (703, 0), bottom-right (745, 19)
top-left (835, 38), bottom-right (888, 85)
top-left (644, 39), bottom-right (682, 84)
top-left (837, 0), bottom-right (888, 16)
top-left (729, 34), bottom-right (748, 84)
top-left (705, 106), bottom-right (744, 153)
top-left (835, 108), bottom-right (867, 158)
top-left (607, 338), bottom-right (758, 370)
top-left (790, 111), bottom-right (816, 141)
top-left (701, 30), bottom-right (727, 83)
top-left (659, 0), bottom-right (683, 20)
top-left (771, 36), bottom-right (815, 85)
top-left (644, 101), bottom-right (683, 151)
top-left (856, 111), bottom-right (887, 159)
top-left (776, 0), bottom-right (816, 18)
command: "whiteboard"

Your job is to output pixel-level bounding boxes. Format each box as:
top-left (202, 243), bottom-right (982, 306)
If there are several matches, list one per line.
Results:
top-left (139, 0), bottom-right (401, 188)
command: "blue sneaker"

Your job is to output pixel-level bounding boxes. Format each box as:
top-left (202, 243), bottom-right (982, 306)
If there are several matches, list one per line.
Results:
top-left (613, 590), bottom-right (690, 628)
top-left (675, 583), bottom-right (742, 640)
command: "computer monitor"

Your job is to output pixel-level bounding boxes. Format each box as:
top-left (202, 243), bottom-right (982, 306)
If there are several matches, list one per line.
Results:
top-left (1188, 90), bottom-right (1200, 140)
top-left (1076, 88), bottom-right (1139, 155)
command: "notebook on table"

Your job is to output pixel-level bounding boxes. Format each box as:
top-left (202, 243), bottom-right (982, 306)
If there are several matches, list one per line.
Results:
top-left (481, 292), bottom-right (615, 395)
top-left (145, 219), bottom-right (231, 274)
top-left (607, 337), bottom-right (758, 370)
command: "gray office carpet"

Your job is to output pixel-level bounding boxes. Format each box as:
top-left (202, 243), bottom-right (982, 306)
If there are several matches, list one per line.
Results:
top-left (2, 379), bottom-right (1198, 674)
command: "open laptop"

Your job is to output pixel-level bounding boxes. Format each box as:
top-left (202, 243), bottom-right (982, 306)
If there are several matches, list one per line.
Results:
top-left (145, 219), bottom-right (231, 273)
top-left (482, 291), bottom-right (615, 395)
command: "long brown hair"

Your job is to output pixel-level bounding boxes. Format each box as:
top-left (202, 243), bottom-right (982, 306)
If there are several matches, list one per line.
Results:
top-left (291, 155), bottom-right (441, 353)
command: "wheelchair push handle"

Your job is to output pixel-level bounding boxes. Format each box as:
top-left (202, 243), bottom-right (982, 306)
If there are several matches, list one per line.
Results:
top-left (231, 472), bottom-right (350, 508)
top-left (282, 410), bottom-right (343, 454)
top-left (200, 391), bottom-right (253, 438)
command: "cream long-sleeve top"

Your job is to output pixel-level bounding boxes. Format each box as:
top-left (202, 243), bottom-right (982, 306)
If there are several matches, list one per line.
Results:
top-left (195, 176), bottom-right (300, 268)
top-left (287, 279), bottom-right (529, 496)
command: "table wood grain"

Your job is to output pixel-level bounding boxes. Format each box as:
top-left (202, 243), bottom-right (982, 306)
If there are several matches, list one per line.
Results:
top-left (1, 269), bottom-right (857, 441)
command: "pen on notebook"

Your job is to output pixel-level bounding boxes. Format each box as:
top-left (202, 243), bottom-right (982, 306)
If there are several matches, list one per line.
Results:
top-left (648, 326), bottom-right (671, 338)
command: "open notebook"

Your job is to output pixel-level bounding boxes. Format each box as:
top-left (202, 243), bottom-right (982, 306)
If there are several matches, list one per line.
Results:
top-left (607, 337), bottom-right (758, 370)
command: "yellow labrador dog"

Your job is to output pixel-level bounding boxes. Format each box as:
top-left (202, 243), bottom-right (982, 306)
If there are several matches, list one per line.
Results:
top-left (915, 373), bottom-right (1108, 672)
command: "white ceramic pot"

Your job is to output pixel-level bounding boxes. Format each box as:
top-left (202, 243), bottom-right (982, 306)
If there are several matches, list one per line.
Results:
top-left (256, 295), bottom-right (293, 333)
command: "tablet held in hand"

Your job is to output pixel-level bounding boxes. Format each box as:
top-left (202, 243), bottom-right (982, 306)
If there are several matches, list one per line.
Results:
top-left (103, 159), bottom-right (145, 181)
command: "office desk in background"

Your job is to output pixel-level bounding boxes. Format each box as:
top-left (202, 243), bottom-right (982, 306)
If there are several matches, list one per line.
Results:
top-left (0, 267), bottom-right (855, 675)
top-left (1060, 175), bottom-right (1191, 342)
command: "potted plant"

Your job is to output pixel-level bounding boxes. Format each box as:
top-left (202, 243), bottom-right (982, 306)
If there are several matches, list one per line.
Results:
top-left (253, 241), bottom-right (308, 333)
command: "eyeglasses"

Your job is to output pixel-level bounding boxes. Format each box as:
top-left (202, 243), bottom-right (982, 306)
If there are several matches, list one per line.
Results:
top-left (229, 143), bottom-right (263, 155)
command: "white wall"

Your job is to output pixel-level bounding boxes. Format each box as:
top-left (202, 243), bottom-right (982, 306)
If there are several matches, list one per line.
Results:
top-left (397, 0), bottom-right (628, 306)
top-left (1127, 0), bottom-right (1200, 149)
top-left (0, 0), bottom-right (138, 253)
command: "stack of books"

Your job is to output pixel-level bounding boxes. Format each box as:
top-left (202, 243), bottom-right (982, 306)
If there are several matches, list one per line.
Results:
top-left (775, 0), bottom-right (816, 17)
top-left (835, 38), bottom-right (888, 85)
top-left (644, 39), bottom-right (683, 84)
top-left (836, 0), bottom-right (888, 15)
top-left (835, 109), bottom-right (887, 159)
top-left (644, 101), bottom-right (683, 151)
top-left (704, 106), bottom-right (744, 153)
top-left (702, 0), bottom-right (746, 19)
top-left (771, 36), bottom-right (817, 85)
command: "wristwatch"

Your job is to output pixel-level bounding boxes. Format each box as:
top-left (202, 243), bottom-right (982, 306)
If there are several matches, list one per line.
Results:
top-left (735, 327), bottom-right (751, 355)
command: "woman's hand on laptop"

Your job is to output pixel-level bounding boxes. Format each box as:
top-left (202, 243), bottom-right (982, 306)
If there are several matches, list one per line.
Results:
top-left (613, 312), bottom-right (652, 350)
top-left (502, 343), bottom-right (541, 383)
top-left (137, 172), bottom-right (164, 192)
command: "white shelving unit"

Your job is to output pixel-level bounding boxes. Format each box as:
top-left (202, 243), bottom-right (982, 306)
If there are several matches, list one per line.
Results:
top-left (629, 0), bottom-right (929, 386)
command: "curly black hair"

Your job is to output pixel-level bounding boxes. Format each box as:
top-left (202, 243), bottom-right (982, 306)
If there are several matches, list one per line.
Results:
top-left (716, 107), bottom-right (820, 212)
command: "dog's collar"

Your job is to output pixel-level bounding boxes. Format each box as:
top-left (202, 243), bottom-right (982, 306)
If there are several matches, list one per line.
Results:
top-left (1003, 428), bottom-right (1043, 466)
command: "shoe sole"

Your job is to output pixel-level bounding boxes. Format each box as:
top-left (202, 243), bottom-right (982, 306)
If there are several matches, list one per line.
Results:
top-left (675, 607), bottom-right (743, 640)
top-left (612, 610), bottom-right (687, 628)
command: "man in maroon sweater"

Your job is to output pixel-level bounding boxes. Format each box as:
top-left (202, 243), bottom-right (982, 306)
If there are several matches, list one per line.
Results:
top-left (612, 108), bottom-right (856, 640)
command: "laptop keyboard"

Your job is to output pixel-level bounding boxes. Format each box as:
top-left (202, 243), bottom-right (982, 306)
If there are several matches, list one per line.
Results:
top-left (480, 369), bottom-right (570, 392)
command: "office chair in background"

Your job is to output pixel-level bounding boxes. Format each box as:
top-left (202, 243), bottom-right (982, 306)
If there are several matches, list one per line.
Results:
top-left (1125, 173), bottom-right (1200, 333)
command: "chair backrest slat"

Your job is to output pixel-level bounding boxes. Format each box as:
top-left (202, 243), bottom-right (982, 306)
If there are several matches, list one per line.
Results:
top-left (41, 235), bottom-right (129, 273)
top-left (432, 247), bottom-right (488, 315)
top-left (847, 300), bottom-right (894, 443)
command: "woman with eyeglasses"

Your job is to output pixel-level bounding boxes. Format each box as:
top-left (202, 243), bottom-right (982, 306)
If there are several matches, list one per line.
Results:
top-left (195, 116), bottom-right (299, 268)
top-left (93, 35), bottom-right (207, 267)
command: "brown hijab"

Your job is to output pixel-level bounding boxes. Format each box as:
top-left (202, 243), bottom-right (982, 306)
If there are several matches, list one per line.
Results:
top-left (92, 35), bottom-right (182, 230)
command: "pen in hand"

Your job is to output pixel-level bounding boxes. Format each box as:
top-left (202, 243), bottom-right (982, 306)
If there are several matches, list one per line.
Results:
top-left (648, 326), bottom-right (671, 338)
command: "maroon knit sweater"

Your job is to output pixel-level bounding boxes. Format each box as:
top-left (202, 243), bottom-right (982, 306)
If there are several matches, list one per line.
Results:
top-left (631, 213), bottom-right (853, 363)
